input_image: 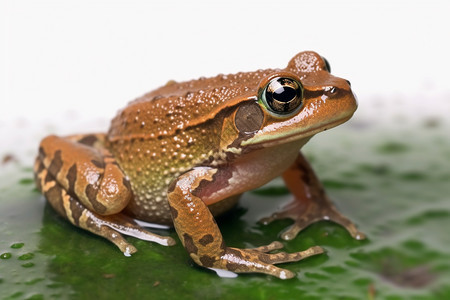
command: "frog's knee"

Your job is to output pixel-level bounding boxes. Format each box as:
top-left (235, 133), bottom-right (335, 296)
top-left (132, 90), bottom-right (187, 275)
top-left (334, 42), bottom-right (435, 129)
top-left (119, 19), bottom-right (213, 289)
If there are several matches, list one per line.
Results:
top-left (94, 163), bottom-right (133, 215)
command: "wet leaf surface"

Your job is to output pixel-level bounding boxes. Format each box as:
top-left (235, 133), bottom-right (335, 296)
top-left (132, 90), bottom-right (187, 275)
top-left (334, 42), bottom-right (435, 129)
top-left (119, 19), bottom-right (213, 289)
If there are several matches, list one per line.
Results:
top-left (1, 115), bottom-right (449, 299)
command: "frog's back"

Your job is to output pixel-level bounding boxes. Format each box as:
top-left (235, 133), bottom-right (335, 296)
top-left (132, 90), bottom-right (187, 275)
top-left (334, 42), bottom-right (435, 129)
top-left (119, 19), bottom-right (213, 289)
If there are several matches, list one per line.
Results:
top-left (107, 69), bottom-right (276, 141)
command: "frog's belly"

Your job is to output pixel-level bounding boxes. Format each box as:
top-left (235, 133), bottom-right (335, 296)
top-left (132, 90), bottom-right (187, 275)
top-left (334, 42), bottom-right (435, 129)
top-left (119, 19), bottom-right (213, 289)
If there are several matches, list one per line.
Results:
top-left (125, 190), bottom-right (240, 225)
top-left (124, 186), bottom-right (173, 224)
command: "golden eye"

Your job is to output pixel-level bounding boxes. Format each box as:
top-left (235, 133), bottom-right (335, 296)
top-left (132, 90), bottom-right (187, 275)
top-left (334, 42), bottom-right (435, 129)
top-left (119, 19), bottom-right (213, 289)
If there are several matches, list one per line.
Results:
top-left (261, 77), bottom-right (303, 115)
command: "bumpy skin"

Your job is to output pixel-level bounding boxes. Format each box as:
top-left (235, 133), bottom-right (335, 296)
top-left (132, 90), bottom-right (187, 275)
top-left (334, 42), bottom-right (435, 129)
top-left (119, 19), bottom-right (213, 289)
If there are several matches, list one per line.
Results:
top-left (34, 51), bottom-right (365, 279)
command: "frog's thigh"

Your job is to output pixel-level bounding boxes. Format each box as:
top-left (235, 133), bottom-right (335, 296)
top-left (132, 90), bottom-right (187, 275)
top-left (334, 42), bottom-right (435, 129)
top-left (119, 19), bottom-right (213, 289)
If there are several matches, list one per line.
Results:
top-left (37, 134), bottom-right (131, 215)
top-left (34, 158), bottom-right (175, 254)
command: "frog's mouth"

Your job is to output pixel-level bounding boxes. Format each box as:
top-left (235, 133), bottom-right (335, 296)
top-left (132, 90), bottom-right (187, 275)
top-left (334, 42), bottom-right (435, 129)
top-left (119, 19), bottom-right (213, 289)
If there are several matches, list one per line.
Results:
top-left (242, 114), bottom-right (353, 149)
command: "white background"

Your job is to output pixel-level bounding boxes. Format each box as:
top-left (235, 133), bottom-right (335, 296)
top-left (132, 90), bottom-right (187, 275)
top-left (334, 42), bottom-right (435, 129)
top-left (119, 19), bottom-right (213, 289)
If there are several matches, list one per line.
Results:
top-left (1, 0), bottom-right (450, 130)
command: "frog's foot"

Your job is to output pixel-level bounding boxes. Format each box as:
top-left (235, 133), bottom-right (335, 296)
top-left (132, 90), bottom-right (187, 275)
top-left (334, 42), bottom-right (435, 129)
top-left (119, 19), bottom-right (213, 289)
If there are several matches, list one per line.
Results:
top-left (215, 244), bottom-right (324, 279)
top-left (92, 212), bottom-right (177, 254)
top-left (60, 195), bottom-right (176, 256)
top-left (260, 196), bottom-right (366, 241)
top-left (77, 207), bottom-right (176, 256)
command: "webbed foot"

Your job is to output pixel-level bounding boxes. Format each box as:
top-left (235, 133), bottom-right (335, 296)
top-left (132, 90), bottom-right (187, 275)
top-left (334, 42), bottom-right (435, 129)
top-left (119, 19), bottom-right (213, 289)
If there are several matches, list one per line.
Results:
top-left (260, 196), bottom-right (366, 241)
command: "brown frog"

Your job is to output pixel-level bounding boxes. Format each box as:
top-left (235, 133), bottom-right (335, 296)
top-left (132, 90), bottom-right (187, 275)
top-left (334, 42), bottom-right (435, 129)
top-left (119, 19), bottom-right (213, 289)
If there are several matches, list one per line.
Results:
top-left (34, 51), bottom-right (365, 279)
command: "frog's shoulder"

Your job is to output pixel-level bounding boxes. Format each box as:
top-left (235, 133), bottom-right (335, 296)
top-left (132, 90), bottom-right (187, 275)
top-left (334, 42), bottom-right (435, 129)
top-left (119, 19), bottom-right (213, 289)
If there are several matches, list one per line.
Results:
top-left (108, 69), bottom-right (276, 141)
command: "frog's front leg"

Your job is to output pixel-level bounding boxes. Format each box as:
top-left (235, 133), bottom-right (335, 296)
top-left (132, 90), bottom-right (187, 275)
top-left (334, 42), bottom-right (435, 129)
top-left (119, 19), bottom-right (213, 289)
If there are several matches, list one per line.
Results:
top-left (261, 153), bottom-right (366, 241)
top-left (167, 167), bottom-right (324, 279)
top-left (34, 134), bottom-right (175, 255)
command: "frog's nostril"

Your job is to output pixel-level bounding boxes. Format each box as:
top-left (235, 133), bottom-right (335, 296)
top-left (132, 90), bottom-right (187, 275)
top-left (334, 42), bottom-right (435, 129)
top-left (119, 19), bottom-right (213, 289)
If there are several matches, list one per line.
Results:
top-left (346, 80), bottom-right (351, 87)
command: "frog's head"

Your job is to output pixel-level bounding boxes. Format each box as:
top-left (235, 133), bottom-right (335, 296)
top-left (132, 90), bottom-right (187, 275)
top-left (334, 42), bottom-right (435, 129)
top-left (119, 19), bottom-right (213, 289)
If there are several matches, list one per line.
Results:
top-left (226, 51), bottom-right (357, 150)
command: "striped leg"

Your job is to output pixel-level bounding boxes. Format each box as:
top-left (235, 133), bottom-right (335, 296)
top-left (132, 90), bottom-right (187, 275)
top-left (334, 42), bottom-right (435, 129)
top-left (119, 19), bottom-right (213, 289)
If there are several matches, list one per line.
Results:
top-left (34, 134), bottom-right (175, 255)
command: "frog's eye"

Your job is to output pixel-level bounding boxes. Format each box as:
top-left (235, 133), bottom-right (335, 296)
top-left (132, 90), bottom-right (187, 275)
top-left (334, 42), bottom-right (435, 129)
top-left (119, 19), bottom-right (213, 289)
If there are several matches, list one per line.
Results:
top-left (321, 56), bottom-right (331, 73)
top-left (261, 77), bottom-right (303, 115)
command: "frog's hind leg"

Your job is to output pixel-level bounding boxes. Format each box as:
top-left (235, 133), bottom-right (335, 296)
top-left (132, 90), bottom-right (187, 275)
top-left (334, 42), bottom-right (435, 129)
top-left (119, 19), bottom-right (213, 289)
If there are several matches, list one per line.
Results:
top-left (168, 167), bottom-right (324, 279)
top-left (34, 158), bottom-right (175, 255)
top-left (260, 152), bottom-right (366, 241)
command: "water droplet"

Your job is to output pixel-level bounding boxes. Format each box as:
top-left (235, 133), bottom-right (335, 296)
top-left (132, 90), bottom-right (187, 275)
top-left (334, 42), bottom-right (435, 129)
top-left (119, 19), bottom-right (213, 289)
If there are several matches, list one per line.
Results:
top-left (0, 253), bottom-right (12, 259)
top-left (11, 242), bottom-right (24, 249)
top-left (18, 253), bottom-right (34, 260)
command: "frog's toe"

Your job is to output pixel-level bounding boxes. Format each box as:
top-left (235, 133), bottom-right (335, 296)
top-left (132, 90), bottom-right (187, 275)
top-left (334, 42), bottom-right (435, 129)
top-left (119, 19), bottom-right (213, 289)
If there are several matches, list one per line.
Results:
top-left (99, 226), bottom-right (138, 256)
top-left (259, 212), bottom-right (284, 225)
top-left (279, 219), bottom-right (314, 241)
top-left (247, 241), bottom-right (284, 252)
top-left (259, 208), bottom-right (315, 240)
top-left (220, 245), bottom-right (323, 279)
top-left (257, 245), bottom-right (324, 265)
top-left (324, 209), bottom-right (366, 240)
top-left (98, 213), bottom-right (176, 247)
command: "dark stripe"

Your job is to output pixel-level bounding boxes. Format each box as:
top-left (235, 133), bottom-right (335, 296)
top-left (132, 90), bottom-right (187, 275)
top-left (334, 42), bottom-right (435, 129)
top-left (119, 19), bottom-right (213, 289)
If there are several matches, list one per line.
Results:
top-left (168, 204), bottom-right (178, 219)
top-left (198, 234), bottom-right (214, 246)
top-left (85, 184), bottom-right (107, 214)
top-left (91, 159), bottom-right (105, 169)
top-left (38, 146), bottom-right (46, 159)
top-left (44, 171), bottom-right (54, 185)
top-left (78, 135), bottom-right (98, 146)
top-left (48, 150), bottom-right (63, 176)
top-left (183, 233), bottom-right (198, 255)
top-left (199, 255), bottom-right (216, 267)
top-left (35, 159), bottom-right (45, 174)
top-left (69, 196), bottom-right (85, 226)
top-left (66, 164), bottom-right (77, 195)
top-left (45, 185), bottom-right (65, 217)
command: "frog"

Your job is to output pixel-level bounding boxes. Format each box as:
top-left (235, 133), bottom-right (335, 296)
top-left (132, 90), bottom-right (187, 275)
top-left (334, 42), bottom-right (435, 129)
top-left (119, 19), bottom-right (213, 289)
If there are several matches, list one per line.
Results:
top-left (34, 51), bottom-right (365, 279)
